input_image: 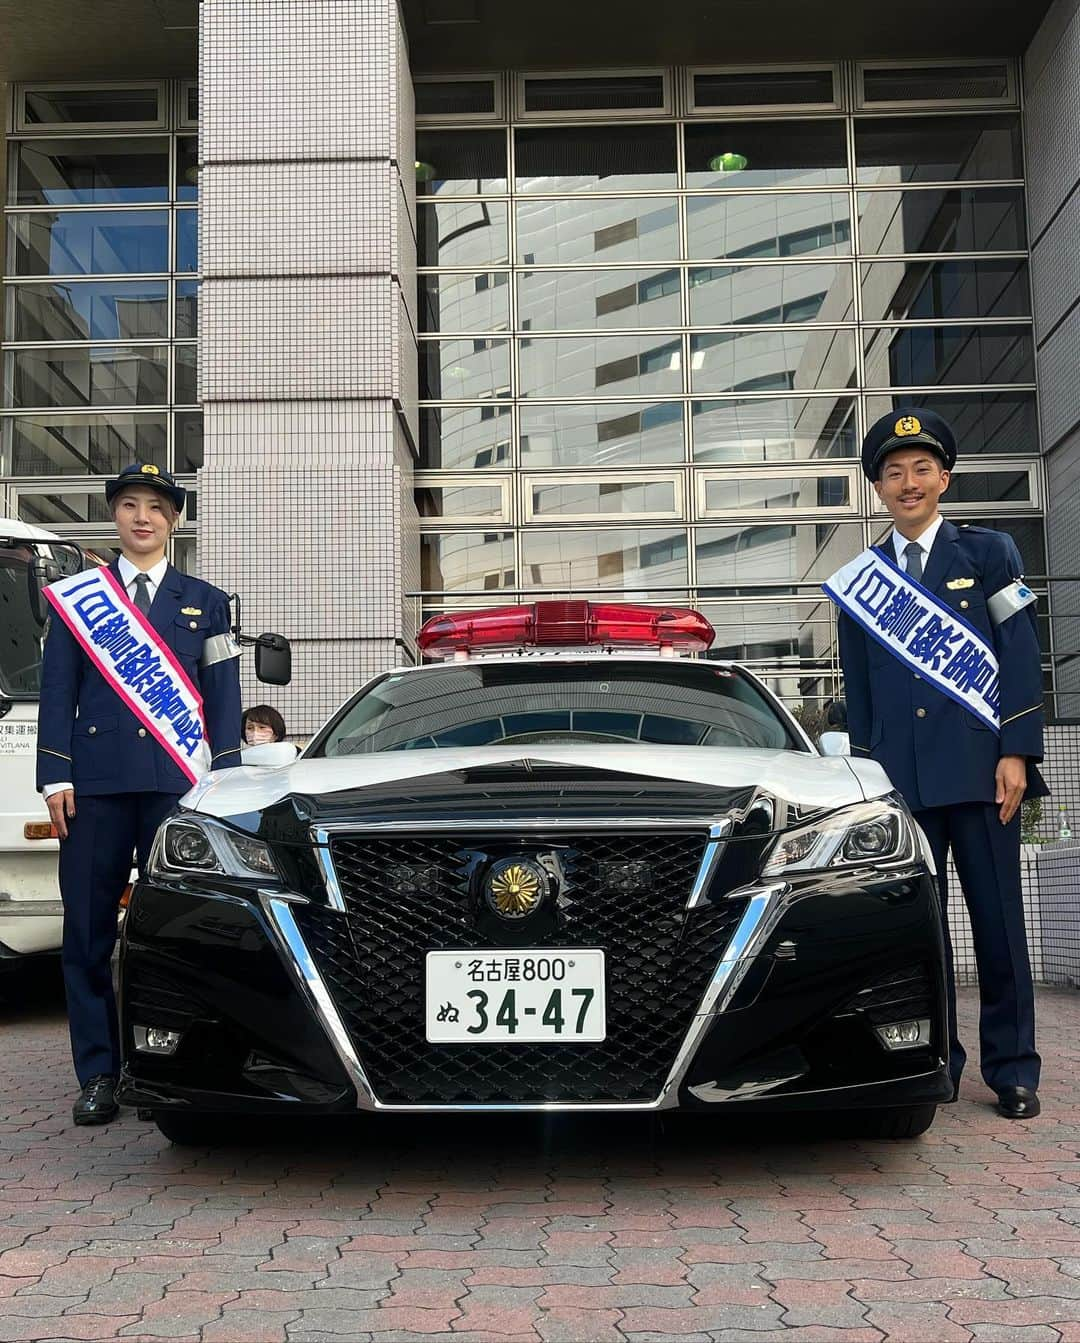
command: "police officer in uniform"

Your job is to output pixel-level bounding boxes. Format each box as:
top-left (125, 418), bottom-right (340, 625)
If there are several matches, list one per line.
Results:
top-left (36, 463), bottom-right (243, 1125)
top-left (838, 408), bottom-right (1047, 1120)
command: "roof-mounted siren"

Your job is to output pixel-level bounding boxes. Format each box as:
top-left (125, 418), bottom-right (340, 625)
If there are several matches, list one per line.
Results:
top-left (416, 600), bottom-right (715, 660)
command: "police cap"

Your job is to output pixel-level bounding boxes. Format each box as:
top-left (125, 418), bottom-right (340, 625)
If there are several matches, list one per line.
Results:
top-left (105, 462), bottom-right (186, 513)
top-left (861, 407), bottom-right (957, 481)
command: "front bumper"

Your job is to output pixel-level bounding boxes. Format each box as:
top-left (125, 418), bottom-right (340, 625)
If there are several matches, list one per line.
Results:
top-left (118, 865), bottom-right (950, 1115)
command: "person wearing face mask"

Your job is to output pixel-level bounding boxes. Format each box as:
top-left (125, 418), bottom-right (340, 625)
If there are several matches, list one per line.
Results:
top-left (242, 705), bottom-right (287, 746)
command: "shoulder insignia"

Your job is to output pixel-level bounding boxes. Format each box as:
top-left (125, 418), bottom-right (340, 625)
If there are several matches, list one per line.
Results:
top-left (946, 578), bottom-right (975, 590)
top-left (180, 606), bottom-right (202, 616)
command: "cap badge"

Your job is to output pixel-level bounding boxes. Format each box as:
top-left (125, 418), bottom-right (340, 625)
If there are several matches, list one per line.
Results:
top-left (894, 415), bottom-right (922, 437)
top-left (180, 606), bottom-right (202, 616)
top-left (946, 578), bottom-right (975, 590)
top-left (140, 463), bottom-right (161, 476)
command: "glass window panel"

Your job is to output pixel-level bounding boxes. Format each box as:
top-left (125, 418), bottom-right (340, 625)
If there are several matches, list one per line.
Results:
top-left (518, 268), bottom-right (681, 332)
top-left (417, 201), bottom-right (508, 266)
top-left (173, 533), bottom-right (197, 575)
top-left (421, 532), bottom-right (516, 592)
top-left (9, 280), bottom-right (169, 341)
top-left (515, 125), bottom-right (677, 193)
top-left (18, 490), bottom-right (113, 526)
top-left (704, 474), bottom-right (851, 513)
top-left (520, 401), bottom-right (685, 467)
top-left (516, 197), bottom-right (679, 265)
top-left (23, 88), bottom-right (160, 124)
top-left (176, 279), bottom-right (198, 338)
top-left (175, 410), bottom-right (203, 471)
top-left (700, 599), bottom-right (833, 661)
top-left (690, 327), bottom-right (857, 394)
top-left (856, 187), bottom-right (1027, 254)
top-left (415, 79), bottom-right (496, 117)
top-left (530, 480), bottom-right (677, 518)
top-left (418, 272), bottom-right (510, 334)
top-left (417, 484), bottom-right (505, 519)
top-left (419, 404), bottom-right (512, 469)
top-left (862, 64), bottom-right (1009, 104)
top-left (864, 391), bottom-right (1038, 455)
top-left (13, 137), bottom-right (169, 205)
top-left (686, 192), bottom-right (851, 260)
top-left (692, 396), bottom-right (857, 462)
top-left (684, 120), bottom-right (847, 189)
top-left (693, 70), bottom-right (835, 109)
top-left (174, 347), bottom-right (198, 404)
top-left (863, 324), bottom-right (1034, 388)
top-left (861, 259), bottom-right (1030, 322)
top-left (420, 338), bottom-right (511, 400)
top-left (176, 137), bottom-right (198, 202)
top-left (520, 334), bottom-right (683, 399)
top-left (8, 210), bottom-right (169, 276)
top-left (944, 469), bottom-right (1031, 505)
top-left (1, 411), bottom-right (167, 476)
top-left (854, 114), bottom-right (1023, 185)
top-left (872, 515), bottom-right (1045, 576)
top-left (522, 73), bottom-right (665, 113)
top-left (5, 346), bottom-right (169, 408)
top-left (415, 130), bottom-right (507, 196)
top-left (696, 521), bottom-right (864, 592)
top-left (176, 210), bottom-right (198, 273)
top-left (520, 527), bottom-right (688, 592)
top-left (689, 262), bottom-right (853, 326)
top-left (185, 86), bottom-right (199, 122)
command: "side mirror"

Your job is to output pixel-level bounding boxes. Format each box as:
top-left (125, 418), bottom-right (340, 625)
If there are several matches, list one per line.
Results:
top-left (241, 741), bottom-right (298, 768)
top-left (255, 633), bottom-right (291, 686)
top-left (27, 554), bottom-right (59, 627)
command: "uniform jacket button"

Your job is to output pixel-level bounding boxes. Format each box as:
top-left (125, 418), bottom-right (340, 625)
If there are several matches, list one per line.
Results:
top-left (88, 725), bottom-right (97, 734)
top-left (916, 707), bottom-right (927, 719)
top-left (960, 599), bottom-right (970, 609)
top-left (138, 728), bottom-right (147, 737)
top-left (189, 620), bottom-right (198, 629)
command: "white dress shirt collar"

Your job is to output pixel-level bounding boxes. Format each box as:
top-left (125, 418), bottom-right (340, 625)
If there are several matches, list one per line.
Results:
top-left (891, 513), bottom-right (944, 568)
top-left (117, 553), bottom-right (169, 597)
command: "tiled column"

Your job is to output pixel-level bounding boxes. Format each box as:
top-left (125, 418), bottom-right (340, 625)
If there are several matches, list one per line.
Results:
top-left (196, 0), bottom-right (418, 735)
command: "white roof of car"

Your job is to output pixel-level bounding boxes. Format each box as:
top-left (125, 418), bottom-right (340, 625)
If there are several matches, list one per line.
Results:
top-left (0, 517), bottom-right (62, 542)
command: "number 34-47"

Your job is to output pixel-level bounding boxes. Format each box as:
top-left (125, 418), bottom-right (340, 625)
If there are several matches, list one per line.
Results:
top-left (466, 987), bottom-right (594, 1035)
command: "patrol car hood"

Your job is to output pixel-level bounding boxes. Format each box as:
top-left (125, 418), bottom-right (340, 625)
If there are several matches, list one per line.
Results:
top-left (183, 745), bottom-right (893, 823)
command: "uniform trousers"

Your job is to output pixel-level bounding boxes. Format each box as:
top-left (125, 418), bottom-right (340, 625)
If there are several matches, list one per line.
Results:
top-left (58, 792), bottom-right (177, 1085)
top-left (915, 803), bottom-right (1040, 1095)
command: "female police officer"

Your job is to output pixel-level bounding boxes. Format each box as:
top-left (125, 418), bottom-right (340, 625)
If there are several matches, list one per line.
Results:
top-left (36, 463), bottom-right (242, 1125)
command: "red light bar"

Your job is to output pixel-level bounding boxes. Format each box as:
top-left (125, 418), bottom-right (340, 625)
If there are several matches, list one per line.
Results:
top-left (417, 600), bottom-right (715, 657)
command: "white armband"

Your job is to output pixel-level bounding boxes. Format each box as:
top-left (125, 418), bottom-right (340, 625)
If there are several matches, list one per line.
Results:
top-left (987, 579), bottom-right (1037, 627)
top-left (199, 632), bottom-right (242, 668)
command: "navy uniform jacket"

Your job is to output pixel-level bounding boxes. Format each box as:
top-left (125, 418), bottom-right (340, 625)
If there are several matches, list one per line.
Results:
top-left (36, 561), bottom-right (243, 796)
top-left (838, 522), bottom-right (1048, 811)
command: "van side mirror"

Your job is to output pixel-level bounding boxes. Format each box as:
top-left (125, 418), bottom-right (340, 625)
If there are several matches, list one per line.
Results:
top-left (27, 554), bottom-right (59, 627)
top-left (255, 633), bottom-right (291, 685)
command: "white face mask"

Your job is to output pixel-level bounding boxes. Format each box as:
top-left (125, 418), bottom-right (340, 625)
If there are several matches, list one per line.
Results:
top-left (245, 723), bottom-right (275, 745)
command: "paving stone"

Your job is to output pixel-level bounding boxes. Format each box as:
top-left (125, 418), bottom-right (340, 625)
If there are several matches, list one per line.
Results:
top-left (863, 1301), bottom-right (975, 1340)
top-left (770, 1278), bottom-right (874, 1328)
top-left (534, 1306), bottom-right (624, 1341)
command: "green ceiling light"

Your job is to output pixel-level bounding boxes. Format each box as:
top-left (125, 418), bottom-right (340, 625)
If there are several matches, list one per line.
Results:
top-left (708, 151), bottom-right (748, 173)
top-left (415, 160), bottom-right (437, 182)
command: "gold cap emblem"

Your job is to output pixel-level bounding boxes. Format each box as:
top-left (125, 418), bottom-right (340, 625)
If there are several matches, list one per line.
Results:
top-left (487, 860), bottom-right (544, 919)
top-left (140, 463), bottom-right (161, 475)
top-left (894, 415), bottom-right (922, 438)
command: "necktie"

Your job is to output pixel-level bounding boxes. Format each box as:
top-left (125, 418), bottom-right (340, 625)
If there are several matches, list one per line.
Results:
top-left (132, 572), bottom-right (152, 616)
top-left (904, 541), bottom-right (924, 583)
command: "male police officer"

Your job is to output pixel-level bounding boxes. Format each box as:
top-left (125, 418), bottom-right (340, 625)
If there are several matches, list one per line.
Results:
top-left (37, 463), bottom-right (242, 1125)
top-left (833, 408), bottom-right (1047, 1120)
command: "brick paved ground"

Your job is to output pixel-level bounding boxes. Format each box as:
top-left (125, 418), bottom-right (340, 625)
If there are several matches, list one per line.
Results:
top-left (2, 970), bottom-right (1079, 1343)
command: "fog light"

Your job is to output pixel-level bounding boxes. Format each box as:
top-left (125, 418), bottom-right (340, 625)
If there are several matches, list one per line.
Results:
top-left (875, 1018), bottom-right (931, 1051)
top-left (133, 1025), bottom-right (183, 1055)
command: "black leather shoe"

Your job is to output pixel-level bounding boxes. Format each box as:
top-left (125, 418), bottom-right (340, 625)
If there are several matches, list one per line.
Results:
top-left (73, 1075), bottom-right (119, 1126)
top-left (996, 1086), bottom-right (1041, 1120)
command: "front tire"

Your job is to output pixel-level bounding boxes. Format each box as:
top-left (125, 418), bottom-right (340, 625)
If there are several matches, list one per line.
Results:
top-left (152, 1110), bottom-right (237, 1146)
top-left (854, 1104), bottom-right (938, 1139)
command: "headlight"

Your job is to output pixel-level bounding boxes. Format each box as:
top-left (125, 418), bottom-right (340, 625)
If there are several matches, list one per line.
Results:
top-left (761, 799), bottom-right (919, 878)
top-left (150, 814), bottom-right (279, 881)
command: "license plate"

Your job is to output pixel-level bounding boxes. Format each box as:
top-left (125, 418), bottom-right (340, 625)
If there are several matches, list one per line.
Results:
top-left (425, 949), bottom-right (606, 1043)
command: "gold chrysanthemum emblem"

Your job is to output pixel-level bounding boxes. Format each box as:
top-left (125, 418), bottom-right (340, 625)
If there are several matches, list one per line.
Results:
top-left (489, 862), bottom-right (542, 917)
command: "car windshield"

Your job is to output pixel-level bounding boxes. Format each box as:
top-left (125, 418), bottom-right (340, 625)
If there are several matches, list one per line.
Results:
top-left (0, 544), bottom-right (45, 697)
top-left (314, 660), bottom-right (801, 756)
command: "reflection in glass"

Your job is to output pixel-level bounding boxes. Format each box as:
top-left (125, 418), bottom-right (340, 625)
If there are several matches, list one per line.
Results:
top-left (854, 114), bottom-right (1023, 185)
top-left (690, 327), bottom-right (857, 394)
top-left (530, 480), bottom-right (677, 518)
top-left (9, 211), bottom-right (169, 276)
top-left (520, 401), bottom-right (684, 467)
top-left (420, 404), bottom-right (512, 469)
top-left (174, 347), bottom-right (198, 404)
top-left (689, 262), bottom-right (853, 326)
top-left (941, 469), bottom-right (1030, 505)
top-left (873, 515), bottom-right (1045, 576)
top-left (860, 259), bottom-right (1030, 322)
top-left (856, 187), bottom-right (1027, 254)
top-left (518, 268), bottom-right (681, 331)
top-left (417, 485), bottom-right (505, 519)
top-left (5, 346), bottom-right (169, 408)
top-left (418, 273), bottom-right (510, 334)
top-left (10, 281), bottom-right (169, 341)
top-left (18, 491), bottom-right (113, 526)
top-left (417, 201), bottom-right (508, 266)
top-left (420, 339), bottom-right (511, 400)
top-left (694, 70), bottom-right (836, 108)
top-left (515, 125), bottom-right (677, 193)
top-left (24, 88), bottom-right (161, 125)
top-left (864, 391), bottom-right (1037, 455)
top-left (520, 334), bottom-right (683, 399)
top-left (692, 396), bottom-right (857, 462)
top-left (686, 192), bottom-right (851, 260)
top-left (176, 211), bottom-right (198, 272)
top-left (700, 599), bottom-right (832, 661)
top-left (684, 120), bottom-right (847, 189)
top-left (696, 521), bottom-right (863, 591)
top-left (704, 475), bottom-right (851, 513)
top-left (864, 324), bottom-right (1034, 387)
top-left (516, 197), bottom-right (679, 265)
top-left (176, 280), bottom-right (198, 338)
top-left (421, 532), bottom-right (515, 591)
top-left (176, 137), bottom-right (199, 202)
top-left (14, 137), bottom-right (169, 205)
top-left (521, 527), bottom-right (688, 591)
top-left (2, 412), bottom-right (167, 476)
top-left (415, 129), bottom-right (507, 196)
top-left (175, 410), bottom-right (204, 470)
